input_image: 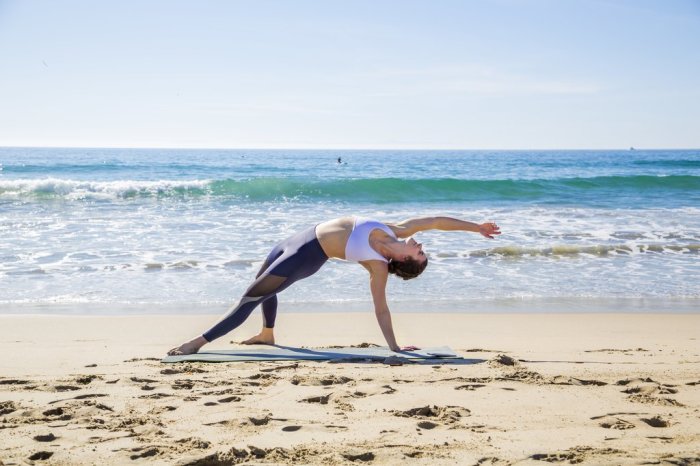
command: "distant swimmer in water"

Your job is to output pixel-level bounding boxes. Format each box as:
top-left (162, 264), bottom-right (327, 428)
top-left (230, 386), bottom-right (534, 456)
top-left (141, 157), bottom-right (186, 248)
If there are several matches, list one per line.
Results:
top-left (168, 216), bottom-right (501, 355)
top-left (337, 157), bottom-right (342, 164)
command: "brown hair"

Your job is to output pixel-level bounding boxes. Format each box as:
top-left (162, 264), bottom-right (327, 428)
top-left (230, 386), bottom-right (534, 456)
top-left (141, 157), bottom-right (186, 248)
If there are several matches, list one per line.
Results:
top-left (387, 257), bottom-right (428, 280)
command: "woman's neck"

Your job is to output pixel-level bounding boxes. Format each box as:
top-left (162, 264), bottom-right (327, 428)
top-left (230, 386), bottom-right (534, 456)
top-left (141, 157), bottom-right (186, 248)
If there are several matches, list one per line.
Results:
top-left (373, 235), bottom-right (402, 261)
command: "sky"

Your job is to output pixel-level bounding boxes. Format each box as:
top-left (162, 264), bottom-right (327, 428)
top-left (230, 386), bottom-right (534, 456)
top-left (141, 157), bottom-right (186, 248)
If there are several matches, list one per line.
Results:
top-left (0, 0), bottom-right (698, 150)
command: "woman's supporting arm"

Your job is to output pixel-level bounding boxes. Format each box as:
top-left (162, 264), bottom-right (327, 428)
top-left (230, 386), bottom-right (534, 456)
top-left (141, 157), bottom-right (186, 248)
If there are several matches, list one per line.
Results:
top-left (363, 262), bottom-right (400, 351)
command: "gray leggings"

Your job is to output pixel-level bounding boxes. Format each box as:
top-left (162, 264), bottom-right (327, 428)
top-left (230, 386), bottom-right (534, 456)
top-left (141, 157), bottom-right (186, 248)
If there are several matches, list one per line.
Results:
top-left (202, 225), bottom-right (328, 342)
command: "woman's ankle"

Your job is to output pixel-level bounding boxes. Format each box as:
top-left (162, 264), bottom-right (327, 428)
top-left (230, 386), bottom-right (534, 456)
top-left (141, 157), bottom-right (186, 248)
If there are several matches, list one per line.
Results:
top-left (192, 335), bottom-right (208, 349)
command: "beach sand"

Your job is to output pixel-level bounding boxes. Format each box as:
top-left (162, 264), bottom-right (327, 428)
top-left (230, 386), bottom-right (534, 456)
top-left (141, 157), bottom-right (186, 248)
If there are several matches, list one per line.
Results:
top-left (1, 312), bottom-right (698, 465)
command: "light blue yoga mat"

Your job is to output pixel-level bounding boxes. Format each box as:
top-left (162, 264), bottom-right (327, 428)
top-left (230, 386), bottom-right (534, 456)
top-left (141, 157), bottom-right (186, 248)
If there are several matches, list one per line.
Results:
top-left (162, 346), bottom-right (460, 363)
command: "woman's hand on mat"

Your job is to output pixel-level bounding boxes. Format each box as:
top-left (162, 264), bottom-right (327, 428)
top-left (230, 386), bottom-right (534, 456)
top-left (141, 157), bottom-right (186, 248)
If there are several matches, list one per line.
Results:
top-left (399, 345), bottom-right (420, 351)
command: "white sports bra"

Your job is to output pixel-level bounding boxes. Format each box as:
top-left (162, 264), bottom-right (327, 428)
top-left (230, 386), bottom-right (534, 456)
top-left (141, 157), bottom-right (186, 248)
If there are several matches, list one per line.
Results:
top-left (344, 217), bottom-right (396, 263)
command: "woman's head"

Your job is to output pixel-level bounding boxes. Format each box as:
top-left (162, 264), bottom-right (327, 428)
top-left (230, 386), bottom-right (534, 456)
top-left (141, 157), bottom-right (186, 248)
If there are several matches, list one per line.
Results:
top-left (388, 255), bottom-right (428, 280)
top-left (385, 237), bottom-right (428, 280)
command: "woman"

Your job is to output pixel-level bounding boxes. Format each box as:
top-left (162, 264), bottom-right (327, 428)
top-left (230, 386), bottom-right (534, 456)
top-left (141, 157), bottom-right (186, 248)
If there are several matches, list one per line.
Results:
top-left (168, 216), bottom-right (500, 355)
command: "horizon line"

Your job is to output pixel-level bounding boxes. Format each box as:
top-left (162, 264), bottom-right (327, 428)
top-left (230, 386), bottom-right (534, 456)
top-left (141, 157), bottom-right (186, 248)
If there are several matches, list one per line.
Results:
top-left (1, 144), bottom-right (698, 152)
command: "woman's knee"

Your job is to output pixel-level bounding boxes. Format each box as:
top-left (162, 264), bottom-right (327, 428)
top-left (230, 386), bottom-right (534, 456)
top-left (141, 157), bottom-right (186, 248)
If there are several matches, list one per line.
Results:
top-left (245, 274), bottom-right (287, 298)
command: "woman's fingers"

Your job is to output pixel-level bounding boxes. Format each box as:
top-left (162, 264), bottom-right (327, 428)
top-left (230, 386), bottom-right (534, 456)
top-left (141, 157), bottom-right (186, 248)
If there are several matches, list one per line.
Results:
top-left (481, 222), bottom-right (501, 238)
top-left (401, 345), bottom-right (420, 351)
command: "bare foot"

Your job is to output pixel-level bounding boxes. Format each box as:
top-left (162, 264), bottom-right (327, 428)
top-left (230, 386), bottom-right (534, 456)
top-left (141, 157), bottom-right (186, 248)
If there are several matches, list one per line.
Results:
top-left (167, 336), bottom-right (208, 355)
top-left (241, 328), bottom-right (275, 345)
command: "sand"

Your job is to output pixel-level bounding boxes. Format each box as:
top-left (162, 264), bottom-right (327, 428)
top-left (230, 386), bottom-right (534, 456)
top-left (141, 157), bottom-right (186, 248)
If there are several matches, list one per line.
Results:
top-left (1, 312), bottom-right (699, 465)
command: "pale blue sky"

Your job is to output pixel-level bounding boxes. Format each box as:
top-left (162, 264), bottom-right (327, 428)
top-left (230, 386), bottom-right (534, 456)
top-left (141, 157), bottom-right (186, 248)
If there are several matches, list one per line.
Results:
top-left (0, 0), bottom-right (698, 149)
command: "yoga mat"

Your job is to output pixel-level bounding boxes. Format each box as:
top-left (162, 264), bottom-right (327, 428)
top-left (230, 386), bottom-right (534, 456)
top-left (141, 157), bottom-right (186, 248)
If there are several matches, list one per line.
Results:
top-left (162, 346), bottom-right (460, 363)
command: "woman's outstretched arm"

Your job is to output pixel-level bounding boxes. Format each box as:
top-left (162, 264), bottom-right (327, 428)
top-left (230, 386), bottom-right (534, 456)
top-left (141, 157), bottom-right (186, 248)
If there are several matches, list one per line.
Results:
top-left (390, 217), bottom-right (501, 239)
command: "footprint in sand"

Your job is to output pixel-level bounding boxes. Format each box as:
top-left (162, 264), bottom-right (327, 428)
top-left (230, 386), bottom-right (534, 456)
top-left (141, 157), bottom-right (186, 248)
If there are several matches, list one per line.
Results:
top-left (598, 416), bottom-right (636, 430)
top-left (616, 377), bottom-right (656, 386)
top-left (626, 385), bottom-right (678, 395)
top-left (54, 385), bottom-right (81, 392)
top-left (43, 407), bottom-right (67, 417)
top-left (617, 378), bottom-right (683, 406)
top-left (330, 384), bottom-right (396, 401)
top-left (475, 457), bottom-right (512, 465)
top-left (489, 354), bottom-right (519, 367)
top-left (641, 416), bottom-right (671, 428)
top-left (300, 394), bottom-right (331, 405)
top-left (619, 379), bottom-right (677, 395)
top-left (175, 437), bottom-right (211, 450)
top-left (185, 445), bottom-right (323, 464)
top-left (75, 375), bottom-right (101, 385)
top-left (531, 452), bottom-right (579, 462)
top-left (417, 421), bottom-right (439, 430)
top-left (42, 407), bottom-right (73, 421)
top-left (530, 446), bottom-right (622, 463)
top-left (325, 424), bottom-right (349, 431)
top-left (160, 365), bottom-right (207, 375)
top-left (29, 451), bottom-right (54, 461)
top-left (0, 379), bottom-right (32, 386)
top-left (291, 375), bottom-right (353, 386)
top-left (200, 388), bottom-right (241, 396)
top-left (342, 451), bottom-right (375, 462)
top-left (0, 400), bottom-right (18, 415)
top-left (394, 405), bottom-right (471, 426)
top-left (550, 376), bottom-right (607, 386)
top-left (139, 392), bottom-right (173, 399)
top-left (172, 380), bottom-right (194, 390)
top-left (455, 384), bottom-right (486, 391)
top-left (244, 373), bottom-right (280, 388)
top-left (130, 377), bottom-right (158, 384)
top-left (282, 425), bottom-right (302, 432)
top-left (129, 447), bottom-right (158, 460)
top-left (248, 416), bottom-right (272, 426)
top-left (48, 393), bottom-right (108, 405)
top-left (629, 395), bottom-right (684, 407)
top-left (592, 412), bottom-right (649, 429)
top-left (594, 413), bottom-right (673, 430)
top-left (148, 406), bottom-right (177, 415)
top-left (33, 433), bottom-right (57, 442)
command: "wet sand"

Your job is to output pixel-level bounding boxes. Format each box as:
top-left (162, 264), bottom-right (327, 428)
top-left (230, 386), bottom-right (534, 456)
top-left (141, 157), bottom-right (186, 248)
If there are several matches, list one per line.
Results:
top-left (1, 312), bottom-right (699, 465)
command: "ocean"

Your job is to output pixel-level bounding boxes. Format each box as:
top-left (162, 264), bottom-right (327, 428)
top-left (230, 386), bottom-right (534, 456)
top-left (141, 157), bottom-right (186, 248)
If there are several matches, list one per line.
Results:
top-left (1, 147), bottom-right (699, 315)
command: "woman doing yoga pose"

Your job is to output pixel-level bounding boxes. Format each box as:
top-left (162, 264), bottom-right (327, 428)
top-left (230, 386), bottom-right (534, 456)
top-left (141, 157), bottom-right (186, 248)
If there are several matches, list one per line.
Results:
top-left (168, 216), bottom-right (500, 355)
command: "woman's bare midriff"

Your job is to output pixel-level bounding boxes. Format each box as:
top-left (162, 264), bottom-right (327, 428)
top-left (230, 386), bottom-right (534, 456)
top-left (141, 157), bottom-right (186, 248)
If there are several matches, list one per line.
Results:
top-left (314, 217), bottom-right (354, 259)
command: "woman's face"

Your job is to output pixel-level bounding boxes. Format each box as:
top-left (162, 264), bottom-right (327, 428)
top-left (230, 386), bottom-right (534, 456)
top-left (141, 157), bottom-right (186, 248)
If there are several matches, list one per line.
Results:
top-left (404, 237), bottom-right (427, 263)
